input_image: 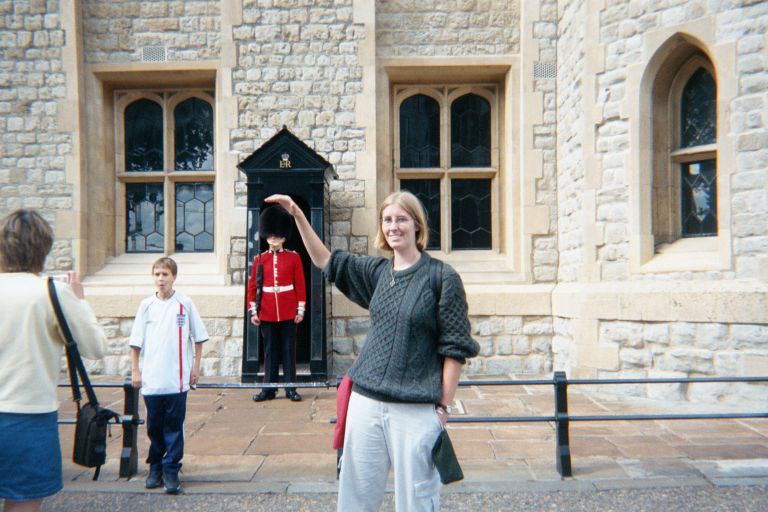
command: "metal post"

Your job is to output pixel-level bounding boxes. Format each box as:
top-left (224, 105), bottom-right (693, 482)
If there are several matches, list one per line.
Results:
top-left (119, 377), bottom-right (139, 478)
top-left (553, 371), bottom-right (572, 477)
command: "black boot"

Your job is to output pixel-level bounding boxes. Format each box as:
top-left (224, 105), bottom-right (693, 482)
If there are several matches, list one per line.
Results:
top-left (145, 465), bottom-right (163, 489)
top-left (252, 390), bottom-right (276, 402)
top-left (286, 389), bottom-right (302, 402)
top-left (163, 469), bottom-right (181, 494)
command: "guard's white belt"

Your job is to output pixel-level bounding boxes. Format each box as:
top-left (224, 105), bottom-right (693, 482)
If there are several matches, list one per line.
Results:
top-left (263, 285), bottom-right (294, 293)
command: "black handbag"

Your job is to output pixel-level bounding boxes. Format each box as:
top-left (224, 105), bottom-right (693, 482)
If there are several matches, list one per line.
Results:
top-left (431, 428), bottom-right (464, 484)
top-left (48, 278), bottom-right (119, 480)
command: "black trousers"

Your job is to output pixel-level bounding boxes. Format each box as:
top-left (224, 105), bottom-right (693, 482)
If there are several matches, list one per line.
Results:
top-left (261, 320), bottom-right (297, 394)
top-left (144, 391), bottom-right (187, 474)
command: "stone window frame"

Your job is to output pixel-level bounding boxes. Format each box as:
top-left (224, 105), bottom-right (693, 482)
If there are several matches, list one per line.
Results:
top-left (628, 27), bottom-right (735, 274)
top-left (392, 84), bottom-right (500, 253)
top-left (114, 89), bottom-right (216, 255)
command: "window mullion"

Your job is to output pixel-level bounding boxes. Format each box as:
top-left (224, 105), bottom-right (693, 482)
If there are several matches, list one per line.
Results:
top-left (164, 93), bottom-right (174, 255)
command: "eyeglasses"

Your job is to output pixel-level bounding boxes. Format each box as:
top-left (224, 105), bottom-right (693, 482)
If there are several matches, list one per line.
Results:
top-left (382, 216), bottom-right (413, 226)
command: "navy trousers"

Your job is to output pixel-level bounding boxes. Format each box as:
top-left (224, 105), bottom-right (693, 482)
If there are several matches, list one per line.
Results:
top-left (261, 320), bottom-right (297, 394)
top-left (144, 391), bottom-right (187, 474)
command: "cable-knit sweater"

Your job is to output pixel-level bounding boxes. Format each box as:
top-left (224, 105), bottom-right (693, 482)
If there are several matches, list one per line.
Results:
top-left (325, 250), bottom-right (479, 404)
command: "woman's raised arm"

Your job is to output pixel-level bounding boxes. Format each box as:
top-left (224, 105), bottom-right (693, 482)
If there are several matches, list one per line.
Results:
top-left (265, 194), bottom-right (331, 269)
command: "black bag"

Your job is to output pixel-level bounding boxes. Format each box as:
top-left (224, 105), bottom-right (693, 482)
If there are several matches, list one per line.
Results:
top-left (431, 429), bottom-right (464, 484)
top-left (48, 278), bottom-right (119, 480)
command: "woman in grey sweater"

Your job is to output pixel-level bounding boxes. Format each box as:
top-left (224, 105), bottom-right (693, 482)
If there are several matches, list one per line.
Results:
top-left (265, 191), bottom-right (479, 511)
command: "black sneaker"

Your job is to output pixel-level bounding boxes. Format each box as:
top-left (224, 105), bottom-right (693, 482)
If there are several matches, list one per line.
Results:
top-left (252, 390), bottom-right (276, 402)
top-left (163, 470), bottom-right (181, 494)
top-left (145, 466), bottom-right (163, 489)
top-left (286, 390), bottom-right (302, 402)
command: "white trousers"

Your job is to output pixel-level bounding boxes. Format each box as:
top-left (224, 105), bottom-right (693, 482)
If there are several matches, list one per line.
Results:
top-left (337, 392), bottom-right (443, 512)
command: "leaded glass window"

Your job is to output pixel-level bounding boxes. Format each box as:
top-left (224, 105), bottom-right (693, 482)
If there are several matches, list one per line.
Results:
top-left (119, 91), bottom-right (215, 254)
top-left (125, 99), bottom-right (163, 172)
top-left (395, 86), bottom-right (496, 252)
top-left (681, 159), bottom-right (717, 237)
top-left (175, 98), bottom-right (214, 171)
top-left (400, 179), bottom-right (440, 250)
top-left (681, 68), bottom-right (716, 148)
top-left (400, 95), bottom-right (440, 168)
top-left (175, 182), bottom-right (214, 251)
top-left (451, 93), bottom-right (491, 167)
top-left (451, 179), bottom-right (491, 249)
top-left (126, 183), bottom-right (164, 252)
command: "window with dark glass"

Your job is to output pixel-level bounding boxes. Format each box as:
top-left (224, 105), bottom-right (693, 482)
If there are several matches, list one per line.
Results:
top-left (125, 99), bottom-right (163, 172)
top-left (126, 183), bottom-right (164, 252)
top-left (175, 182), bottom-right (214, 251)
top-left (681, 160), bottom-right (717, 237)
top-left (451, 93), bottom-right (491, 167)
top-left (121, 92), bottom-right (215, 254)
top-left (175, 98), bottom-right (214, 171)
top-left (679, 68), bottom-right (717, 237)
top-left (400, 95), bottom-right (440, 168)
top-left (400, 179), bottom-right (441, 250)
top-left (681, 68), bottom-right (716, 147)
top-left (451, 179), bottom-right (491, 249)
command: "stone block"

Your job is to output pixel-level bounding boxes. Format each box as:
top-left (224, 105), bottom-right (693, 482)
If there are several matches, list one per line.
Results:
top-left (332, 337), bottom-right (353, 356)
top-left (522, 317), bottom-right (553, 335)
top-left (659, 348), bottom-right (713, 374)
top-left (695, 323), bottom-right (729, 350)
top-left (731, 324), bottom-right (768, 349)
top-left (619, 348), bottom-right (652, 368)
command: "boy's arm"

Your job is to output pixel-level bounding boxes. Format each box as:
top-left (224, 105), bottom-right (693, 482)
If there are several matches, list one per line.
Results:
top-left (191, 342), bottom-right (203, 387)
top-left (131, 347), bottom-right (141, 389)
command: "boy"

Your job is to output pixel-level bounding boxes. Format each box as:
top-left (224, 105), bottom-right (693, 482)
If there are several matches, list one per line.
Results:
top-left (247, 204), bottom-right (306, 402)
top-left (130, 257), bottom-right (208, 494)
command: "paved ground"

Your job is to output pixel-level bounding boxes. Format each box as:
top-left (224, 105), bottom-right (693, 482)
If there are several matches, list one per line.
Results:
top-left (48, 376), bottom-right (768, 510)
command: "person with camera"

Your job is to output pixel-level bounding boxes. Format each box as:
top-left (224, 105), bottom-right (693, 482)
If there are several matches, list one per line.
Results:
top-left (0, 210), bottom-right (106, 512)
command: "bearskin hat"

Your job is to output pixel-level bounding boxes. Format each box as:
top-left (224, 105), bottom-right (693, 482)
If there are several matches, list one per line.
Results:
top-left (260, 204), bottom-right (293, 239)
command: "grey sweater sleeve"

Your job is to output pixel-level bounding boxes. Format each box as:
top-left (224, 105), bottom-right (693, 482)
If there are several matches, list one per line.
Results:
top-left (324, 250), bottom-right (389, 310)
top-left (436, 264), bottom-right (480, 364)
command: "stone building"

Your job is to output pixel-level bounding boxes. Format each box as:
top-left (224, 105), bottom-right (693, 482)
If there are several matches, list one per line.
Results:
top-left (1, 0), bottom-right (766, 402)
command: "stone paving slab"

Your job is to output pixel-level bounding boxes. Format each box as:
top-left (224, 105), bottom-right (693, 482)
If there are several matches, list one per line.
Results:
top-left (54, 377), bottom-right (768, 494)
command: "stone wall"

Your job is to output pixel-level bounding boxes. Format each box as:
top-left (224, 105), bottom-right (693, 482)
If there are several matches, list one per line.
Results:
top-left (597, 319), bottom-right (768, 404)
top-left (555, 0), bottom-right (586, 283)
top-left (589, 0), bottom-right (768, 281)
top-left (230, 0), bottom-right (367, 255)
top-left (88, 315), bottom-right (243, 378)
top-left (81, 0), bottom-right (221, 63)
top-left (375, 0), bottom-right (520, 57)
top-left (530, 0), bottom-right (558, 282)
top-left (0, 0), bottom-right (73, 271)
top-left (332, 313), bottom-right (554, 377)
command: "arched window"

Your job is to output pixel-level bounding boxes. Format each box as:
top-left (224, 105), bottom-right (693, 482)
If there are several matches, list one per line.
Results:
top-left (125, 99), bottom-right (163, 172)
top-left (395, 87), bottom-right (496, 251)
top-left (399, 94), bottom-right (440, 168)
top-left (451, 93), bottom-right (491, 167)
top-left (679, 68), bottom-right (717, 237)
top-left (174, 98), bottom-right (214, 171)
top-left (119, 92), bottom-right (215, 254)
top-left (651, 52), bottom-right (718, 248)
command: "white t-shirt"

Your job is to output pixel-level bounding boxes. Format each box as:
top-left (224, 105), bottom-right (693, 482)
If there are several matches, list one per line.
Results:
top-left (129, 291), bottom-right (208, 395)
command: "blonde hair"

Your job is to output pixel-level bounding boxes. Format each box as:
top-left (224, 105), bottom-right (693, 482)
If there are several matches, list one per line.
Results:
top-left (374, 191), bottom-right (429, 252)
top-left (152, 256), bottom-right (178, 276)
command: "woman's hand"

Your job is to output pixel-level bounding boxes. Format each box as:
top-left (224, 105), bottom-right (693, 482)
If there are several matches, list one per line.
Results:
top-left (265, 194), bottom-right (297, 216)
top-left (436, 406), bottom-right (449, 426)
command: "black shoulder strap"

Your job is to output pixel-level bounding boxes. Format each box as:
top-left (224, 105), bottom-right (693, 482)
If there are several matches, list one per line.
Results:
top-left (47, 278), bottom-right (99, 407)
top-left (429, 257), bottom-right (444, 304)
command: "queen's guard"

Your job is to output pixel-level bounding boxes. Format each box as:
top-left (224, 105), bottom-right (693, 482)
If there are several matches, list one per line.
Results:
top-left (247, 205), bottom-right (306, 402)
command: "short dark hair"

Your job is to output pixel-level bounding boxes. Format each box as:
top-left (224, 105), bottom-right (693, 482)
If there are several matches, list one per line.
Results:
top-left (0, 209), bottom-right (54, 274)
top-left (152, 256), bottom-right (178, 276)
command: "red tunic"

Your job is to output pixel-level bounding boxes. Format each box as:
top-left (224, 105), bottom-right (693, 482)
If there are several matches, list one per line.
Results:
top-left (247, 249), bottom-right (306, 323)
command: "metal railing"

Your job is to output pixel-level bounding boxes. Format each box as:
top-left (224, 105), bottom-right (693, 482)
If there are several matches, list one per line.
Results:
top-left (449, 372), bottom-right (768, 477)
top-left (57, 378), bottom-right (144, 478)
top-left (58, 380), bottom-right (333, 479)
top-left (59, 374), bottom-right (768, 479)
